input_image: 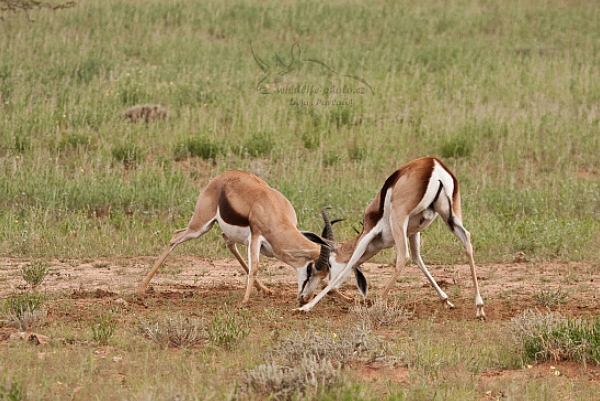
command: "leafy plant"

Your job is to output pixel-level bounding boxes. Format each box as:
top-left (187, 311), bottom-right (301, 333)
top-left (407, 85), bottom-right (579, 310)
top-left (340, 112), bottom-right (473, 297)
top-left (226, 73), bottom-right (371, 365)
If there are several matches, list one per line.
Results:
top-left (206, 305), bottom-right (250, 350)
top-left (90, 314), bottom-right (117, 345)
top-left (21, 261), bottom-right (48, 289)
top-left (3, 292), bottom-right (46, 330)
top-left (351, 297), bottom-right (412, 329)
top-left (0, 380), bottom-right (23, 401)
top-left (533, 287), bottom-right (568, 307)
top-left (238, 132), bottom-right (274, 158)
top-left (111, 144), bottom-right (144, 168)
top-left (440, 136), bottom-right (472, 158)
top-left (173, 137), bottom-right (223, 161)
top-left (241, 355), bottom-right (339, 400)
top-left (510, 309), bottom-right (600, 364)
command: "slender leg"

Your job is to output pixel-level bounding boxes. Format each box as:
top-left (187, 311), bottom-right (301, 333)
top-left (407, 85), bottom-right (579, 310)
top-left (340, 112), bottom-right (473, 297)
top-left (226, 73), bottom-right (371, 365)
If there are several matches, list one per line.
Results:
top-left (242, 234), bottom-right (262, 303)
top-left (137, 222), bottom-right (214, 297)
top-left (450, 219), bottom-right (485, 319)
top-left (222, 233), bottom-right (272, 295)
top-left (381, 214), bottom-right (410, 297)
top-left (409, 232), bottom-right (454, 309)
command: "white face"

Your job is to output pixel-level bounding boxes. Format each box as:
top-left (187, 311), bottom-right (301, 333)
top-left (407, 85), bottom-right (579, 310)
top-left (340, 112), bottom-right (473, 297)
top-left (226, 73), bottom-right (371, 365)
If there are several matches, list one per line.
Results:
top-left (296, 262), bottom-right (327, 305)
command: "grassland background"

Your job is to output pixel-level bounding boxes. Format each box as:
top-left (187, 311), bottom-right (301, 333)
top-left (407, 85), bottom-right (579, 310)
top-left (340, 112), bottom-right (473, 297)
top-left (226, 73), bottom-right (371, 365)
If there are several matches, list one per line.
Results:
top-left (1, 0), bottom-right (599, 263)
top-left (2, 1), bottom-right (600, 400)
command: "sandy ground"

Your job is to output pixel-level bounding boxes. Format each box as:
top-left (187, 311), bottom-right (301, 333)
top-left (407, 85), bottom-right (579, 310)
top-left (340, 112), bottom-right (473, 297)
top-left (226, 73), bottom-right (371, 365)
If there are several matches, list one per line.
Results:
top-left (2, 255), bottom-right (599, 319)
top-left (3, 255), bottom-right (600, 396)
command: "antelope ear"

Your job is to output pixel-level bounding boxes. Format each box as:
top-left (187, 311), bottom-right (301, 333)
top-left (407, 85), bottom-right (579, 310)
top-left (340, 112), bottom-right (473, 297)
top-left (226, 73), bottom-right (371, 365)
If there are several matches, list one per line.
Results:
top-left (301, 231), bottom-right (338, 250)
top-left (354, 266), bottom-right (368, 297)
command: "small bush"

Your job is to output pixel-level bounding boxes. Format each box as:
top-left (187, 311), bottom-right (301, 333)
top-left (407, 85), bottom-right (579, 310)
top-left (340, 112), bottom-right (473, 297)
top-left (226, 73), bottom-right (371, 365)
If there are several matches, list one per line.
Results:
top-left (238, 132), bottom-right (274, 158)
top-left (90, 314), bottom-right (117, 345)
top-left (3, 293), bottom-right (47, 330)
top-left (301, 131), bottom-right (320, 150)
top-left (440, 137), bottom-right (472, 158)
top-left (323, 150), bottom-right (342, 167)
top-left (58, 133), bottom-right (90, 150)
top-left (274, 322), bottom-right (384, 366)
top-left (14, 135), bottom-right (31, 153)
top-left (328, 108), bottom-right (356, 128)
top-left (347, 143), bottom-right (366, 161)
top-left (173, 137), bottom-right (223, 161)
top-left (510, 309), bottom-right (600, 364)
top-left (241, 355), bottom-right (339, 401)
top-left (0, 380), bottom-right (23, 401)
top-left (533, 287), bottom-right (568, 307)
top-left (351, 297), bottom-right (412, 329)
top-left (21, 262), bottom-right (48, 289)
top-left (207, 305), bottom-right (250, 350)
top-left (139, 316), bottom-right (205, 348)
top-left (111, 144), bottom-right (144, 168)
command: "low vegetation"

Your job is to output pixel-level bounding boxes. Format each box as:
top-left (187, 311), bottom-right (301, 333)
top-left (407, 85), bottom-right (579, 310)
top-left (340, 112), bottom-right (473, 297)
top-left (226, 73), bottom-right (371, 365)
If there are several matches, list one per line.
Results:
top-left (1, 0), bottom-right (600, 399)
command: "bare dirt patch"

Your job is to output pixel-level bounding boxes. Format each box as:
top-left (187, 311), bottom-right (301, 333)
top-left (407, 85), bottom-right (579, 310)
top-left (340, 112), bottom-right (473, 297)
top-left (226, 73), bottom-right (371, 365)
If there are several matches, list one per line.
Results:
top-left (2, 257), bottom-right (599, 319)
top-left (3, 256), bottom-right (600, 395)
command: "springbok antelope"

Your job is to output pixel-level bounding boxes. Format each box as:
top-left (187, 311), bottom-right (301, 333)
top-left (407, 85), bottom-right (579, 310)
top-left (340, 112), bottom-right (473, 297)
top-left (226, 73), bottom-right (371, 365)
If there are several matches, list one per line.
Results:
top-left (299, 157), bottom-right (485, 318)
top-left (136, 170), bottom-right (348, 305)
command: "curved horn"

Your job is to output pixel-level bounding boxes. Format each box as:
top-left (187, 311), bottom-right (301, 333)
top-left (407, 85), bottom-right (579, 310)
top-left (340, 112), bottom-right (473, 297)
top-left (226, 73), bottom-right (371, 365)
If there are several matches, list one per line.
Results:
top-left (315, 207), bottom-right (334, 271)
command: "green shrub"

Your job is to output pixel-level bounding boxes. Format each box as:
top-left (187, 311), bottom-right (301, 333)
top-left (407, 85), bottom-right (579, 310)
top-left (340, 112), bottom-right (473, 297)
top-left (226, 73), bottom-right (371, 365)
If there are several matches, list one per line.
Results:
top-left (58, 133), bottom-right (90, 150)
top-left (207, 305), bottom-right (250, 350)
top-left (238, 132), bottom-right (274, 158)
top-left (21, 262), bottom-right (49, 289)
top-left (111, 144), bottom-right (144, 167)
top-left (533, 287), bottom-right (568, 307)
top-left (14, 136), bottom-right (31, 153)
top-left (0, 380), bottom-right (23, 401)
top-left (440, 137), bottom-right (472, 158)
top-left (301, 131), bottom-right (320, 150)
top-left (174, 137), bottom-right (223, 161)
top-left (511, 309), bottom-right (600, 364)
top-left (90, 314), bottom-right (117, 345)
top-left (3, 293), bottom-right (47, 330)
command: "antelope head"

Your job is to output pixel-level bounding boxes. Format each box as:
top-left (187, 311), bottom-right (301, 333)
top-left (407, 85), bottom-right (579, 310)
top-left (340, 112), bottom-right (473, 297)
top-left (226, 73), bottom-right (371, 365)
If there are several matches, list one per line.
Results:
top-left (299, 207), bottom-right (367, 304)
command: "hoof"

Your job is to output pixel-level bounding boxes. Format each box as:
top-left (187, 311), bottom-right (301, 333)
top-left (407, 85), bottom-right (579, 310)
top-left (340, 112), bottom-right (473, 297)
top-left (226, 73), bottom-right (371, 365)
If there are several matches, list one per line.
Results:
top-left (442, 299), bottom-right (455, 309)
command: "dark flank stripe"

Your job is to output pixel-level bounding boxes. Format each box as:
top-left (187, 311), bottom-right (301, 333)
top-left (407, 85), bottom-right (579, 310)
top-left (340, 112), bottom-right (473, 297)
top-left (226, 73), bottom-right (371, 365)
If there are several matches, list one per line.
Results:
top-left (365, 158), bottom-right (438, 226)
top-left (433, 157), bottom-right (459, 206)
top-left (219, 191), bottom-right (249, 227)
top-left (364, 169), bottom-right (402, 225)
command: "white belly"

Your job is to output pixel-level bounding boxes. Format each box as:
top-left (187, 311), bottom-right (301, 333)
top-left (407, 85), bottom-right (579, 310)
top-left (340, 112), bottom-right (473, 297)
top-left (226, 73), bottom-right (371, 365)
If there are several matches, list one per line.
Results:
top-left (217, 216), bottom-right (251, 245)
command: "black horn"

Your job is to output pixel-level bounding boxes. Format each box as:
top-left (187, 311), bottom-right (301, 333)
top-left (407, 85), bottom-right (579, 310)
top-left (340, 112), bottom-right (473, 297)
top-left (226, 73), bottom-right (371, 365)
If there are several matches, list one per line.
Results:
top-left (315, 207), bottom-right (341, 271)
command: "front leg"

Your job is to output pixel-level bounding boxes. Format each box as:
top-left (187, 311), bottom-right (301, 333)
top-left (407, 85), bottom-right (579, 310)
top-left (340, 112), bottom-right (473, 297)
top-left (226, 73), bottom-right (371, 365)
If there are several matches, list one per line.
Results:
top-left (222, 234), bottom-right (272, 295)
top-left (409, 232), bottom-right (454, 309)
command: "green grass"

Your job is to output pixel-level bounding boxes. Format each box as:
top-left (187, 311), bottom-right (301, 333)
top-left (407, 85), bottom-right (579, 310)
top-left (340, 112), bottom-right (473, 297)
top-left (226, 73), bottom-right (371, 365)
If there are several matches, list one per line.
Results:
top-left (1, 0), bottom-right (600, 263)
top-left (1, 1), bottom-right (600, 397)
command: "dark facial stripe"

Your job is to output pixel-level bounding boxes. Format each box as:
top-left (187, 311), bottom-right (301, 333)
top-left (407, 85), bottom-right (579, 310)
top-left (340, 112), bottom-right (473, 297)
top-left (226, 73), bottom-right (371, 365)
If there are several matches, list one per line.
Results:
top-left (300, 263), bottom-right (313, 292)
top-left (218, 191), bottom-right (249, 227)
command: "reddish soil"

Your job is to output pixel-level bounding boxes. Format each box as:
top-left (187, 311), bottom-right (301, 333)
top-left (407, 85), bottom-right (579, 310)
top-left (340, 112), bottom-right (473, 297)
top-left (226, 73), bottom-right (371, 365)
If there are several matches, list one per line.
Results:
top-left (2, 256), bottom-right (600, 396)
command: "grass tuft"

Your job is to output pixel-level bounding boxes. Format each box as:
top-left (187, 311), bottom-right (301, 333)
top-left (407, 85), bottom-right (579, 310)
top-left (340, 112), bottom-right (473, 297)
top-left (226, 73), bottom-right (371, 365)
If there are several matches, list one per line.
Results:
top-left (207, 305), bottom-right (251, 350)
top-left (90, 314), bottom-right (117, 345)
top-left (139, 315), bottom-right (205, 348)
top-left (510, 309), bottom-right (600, 365)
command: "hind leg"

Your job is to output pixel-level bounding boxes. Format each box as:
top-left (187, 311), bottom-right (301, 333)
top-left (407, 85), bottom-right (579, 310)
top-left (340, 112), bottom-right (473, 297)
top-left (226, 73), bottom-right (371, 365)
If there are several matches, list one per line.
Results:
top-left (222, 233), bottom-right (272, 295)
top-left (381, 214), bottom-right (410, 298)
top-left (448, 218), bottom-right (485, 319)
top-left (137, 220), bottom-right (216, 297)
